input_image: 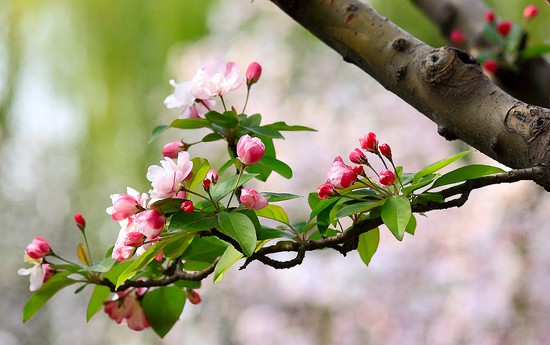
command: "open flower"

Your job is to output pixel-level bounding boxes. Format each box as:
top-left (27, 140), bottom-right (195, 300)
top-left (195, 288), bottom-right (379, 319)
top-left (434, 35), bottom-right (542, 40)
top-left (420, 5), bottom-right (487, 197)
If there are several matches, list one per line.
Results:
top-left (191, 58), bottom-right (244, 99)
top-left (164, 80), bottom-right (215, 118)
top-left (18, 258), bottom-right (53, 291)
top-left (106, 187), bottom-right (148, 221)
top-left (146, 151), bottom-right (193, 200)
top-left (104, 290), bottom-right (150, 331)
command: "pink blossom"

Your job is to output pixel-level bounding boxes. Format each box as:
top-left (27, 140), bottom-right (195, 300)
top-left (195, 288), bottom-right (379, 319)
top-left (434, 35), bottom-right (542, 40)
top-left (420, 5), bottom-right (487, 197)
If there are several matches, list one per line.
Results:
top-left (246, 62), bottom-right (262, 85)
top-left (18, 260), bottom-right (51, 291)
top-left (317, 182), bottom-right (335, 200)
top-left (485, 11), bottom-right (495, 23)
top-left (483, 60), bottom-right (498, 73)
top-left (146, 151), bottom-right (193, 200)
top-left (123, 232), bottom-right (146, 247)
top-left (240, 188), bottom-right (269, 210)
top-left (112, 223), bottom-right (137, 262)
top-left (191, 58), bottom-right (244, 99)
top-left (106, 187), bottom-right (148, 221)
top-left (349, 148), bottom-right (367, 165)
top-left (359, 132), bottom-right (378, 152)
top-left (162, 140), bottom-right (188, 159)
top-left (164, 80), bottom-right (195, 112)
top-left (104, 291), bottom-right (150, 331)
top-left (327, 156), bottom-right (356, 189)
top-left (237, 134), bottom-right (265, 165)
top-left (25, 237), bottom-right (51, 260)
top-left (134, 210), bottom-right (165, 239)
top-left (185, 99), bottom-right (215, 118)
top-left (379, 170), bottom-right (396, 186)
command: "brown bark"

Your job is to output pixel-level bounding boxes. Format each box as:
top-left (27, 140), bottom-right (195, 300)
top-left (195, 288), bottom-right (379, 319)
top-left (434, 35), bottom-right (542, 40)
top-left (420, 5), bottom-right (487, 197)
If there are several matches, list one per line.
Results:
top-left (268, 0), bottom-right (550, 188)
top-left (411, 0), bottom-right (550, 108)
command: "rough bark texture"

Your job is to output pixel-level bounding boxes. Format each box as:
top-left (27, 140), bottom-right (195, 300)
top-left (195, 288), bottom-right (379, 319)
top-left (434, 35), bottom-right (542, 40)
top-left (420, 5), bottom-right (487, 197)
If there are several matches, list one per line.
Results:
top-left (411, 0), bottom-right (550, 108)
top-left (268, 0), bottom-right (550, 188)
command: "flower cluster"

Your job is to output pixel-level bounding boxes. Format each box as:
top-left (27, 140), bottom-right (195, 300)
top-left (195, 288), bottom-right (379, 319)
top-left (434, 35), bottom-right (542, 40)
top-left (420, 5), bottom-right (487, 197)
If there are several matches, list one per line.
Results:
top-left (103, 289), bottom-right (150, 331)
top-left (318, 132), bottom-right (399, 200)
top-left (447, 5), bottom-right (541, 74)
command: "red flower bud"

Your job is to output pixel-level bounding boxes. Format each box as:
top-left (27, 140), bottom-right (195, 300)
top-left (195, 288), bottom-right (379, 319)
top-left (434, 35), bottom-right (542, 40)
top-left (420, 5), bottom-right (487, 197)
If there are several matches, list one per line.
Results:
top-left (186, 289), bottom-right (202, 305)
top-left (353, 165), bottom-right (365, 176)
top-left (317, 182), bottom-right (335, 200)
top-left (379, 170), bottom-right (396, 186)
top-left (25, 237), bottom-right (51, 259)
top-left (246, 62), bottom-right (262, 86)
top-left (349, 148), bottom-right (367, 165)
top-left (379, 143), bottom-right (392, 159)
top-left (449, 30), bottom-right (465, 45)
top-left (497, 20), bottom-right (512, 36)
top-left (74, 213), bottom-right (86, 231)
top-left (483, 59), bottom-right (498, 73)
top-left (359, 132), bottom-right (378, 152)
top-left (523, 5), bottom-right (538, 20)
top-left (485, 11), bottom-right (495, 23)
top-left (180, 200), bottom-right (195, 214)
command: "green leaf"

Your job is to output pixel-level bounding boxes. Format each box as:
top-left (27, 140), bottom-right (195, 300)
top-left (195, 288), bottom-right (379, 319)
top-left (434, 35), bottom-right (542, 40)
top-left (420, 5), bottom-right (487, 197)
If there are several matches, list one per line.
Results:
top-left (218, 157), bottom-right (239, 175)
top-left (181, 236), bottom-right (228, 263)
top-left (401, 174), bottom-right (439, 195)
top-left (80, 257), bottom-right (116, 273)
top-left (240, 113), bottom-right (262, 127)
top-left (205, 110), bottom-right (239, 128)
top-left (86, 285), bottom-right (111, 322)
top-left (262, 121), bottom-right (317, 132)
top-left (213, 245), bottom-right (243, 283)
top-left (334, 200), bottom-right (385, 219)
top-left (149, 125), bottom-right (170, 143)
top-left (405, 214), bottom-right (417, 235)
top-left (239, 124), bottom-right (284, 139)
top-left (142, 286), bottom-right (186, 338)
top-left (257, 225), bottom-right (297, 240)
top-left (261, 192), bottom-right (301, 202)
top-left (201, 132), bottom-right (224, 142)
top-left (259, 156), bottom-right (293, 179)
top-left (357, 228), bottom-right (380, 266)
top-left (170, 118), bottom-right (211, 129)
top-left (116, 242), bottom-right (168, 288)
top-left (481, 23), bottom-right (501, 45)
top-left (308, 193), bottom-right (340, 220)
top-left (504, 23), bottom-right (523, 56)
top-left (381, 195), bottom-right (412, 241)
top-left (254, 204), bottom-right (290, 224)
top-left (217, 212), bottom-right (257, 257)
top-left (102, 260), bottom-right (134, 285)
top-left (163, 234), bottom-right (194, 259)
top-left (23, 272), bottom-right (77, 322)
top-left (413, 150), bottom-right (471, 183)
top-left (430, 164), bottom-right (505, 189)
top-left (210, 173), bottom-right (257, 202)
top-left (149, 198), bottom-right (186, 214)
top-left (521, 44), bottom-right (550, 60)
top-left (185, 157), bottom-right (211, 191)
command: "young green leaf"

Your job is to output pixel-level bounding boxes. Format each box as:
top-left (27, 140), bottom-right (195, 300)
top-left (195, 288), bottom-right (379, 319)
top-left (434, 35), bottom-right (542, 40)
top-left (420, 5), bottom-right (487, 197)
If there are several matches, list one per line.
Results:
top-left (413, 150), bottom-right (471, 183)
top-left (181, 236), bottom-right (228, 263)
top-left (239, 124), bottom-right (284, 139)
top-left (334, 200), bottom-right (386, 219)
top-left (262, 121), bottom-right (317, 132)
top-left (259, 156), bottom-right (293, 179)
top-left (210, 173), bottom-right (257, 202)
top-left (357, 228), bottom-right (380, 266)
top-left (217, 212), bottom-right (257, 257)
top-left (381, 195), bottom-right (412, 241)
top-left (254, 204), bottom-right (290, 225)
top-left (213, 245), bottom-right (243, 283)
top-left (171, 118), bottom-right (211, 129)
top-left (142, 286), bottom-right (186, 338)
top-left (205, 110), bottom-right (239, 128)
top-left (115, 242), bottom-right (168, 288)
top-left (429, 164), bottom-right (505, 189)
top-left (405, 214), bottom-right (417, 235)
top-left (23, 272), bottom-right (77, 322)
top-left (86, 285), bottom-right (111, 322)
top-left (149, 125), bottom-right (170, 143)
top-left (185, 157), bottom-right (211, 191)
top-left (521, 44), bottom-right (550, 59)
top-left (260, 192), bottom-right (301, 202)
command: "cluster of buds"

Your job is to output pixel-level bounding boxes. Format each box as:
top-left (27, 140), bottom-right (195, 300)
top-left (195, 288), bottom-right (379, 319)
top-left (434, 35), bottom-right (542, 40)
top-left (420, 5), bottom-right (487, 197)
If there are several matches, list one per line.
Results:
top-left (318, 132), bottom-right (399, 200)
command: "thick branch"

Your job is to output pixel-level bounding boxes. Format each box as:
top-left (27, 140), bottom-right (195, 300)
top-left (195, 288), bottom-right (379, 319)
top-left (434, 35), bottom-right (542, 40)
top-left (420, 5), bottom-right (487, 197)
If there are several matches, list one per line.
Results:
top-left (411, 0), bottom-right (550, 108)
top-left (268, 0), bottom-right (550, 188)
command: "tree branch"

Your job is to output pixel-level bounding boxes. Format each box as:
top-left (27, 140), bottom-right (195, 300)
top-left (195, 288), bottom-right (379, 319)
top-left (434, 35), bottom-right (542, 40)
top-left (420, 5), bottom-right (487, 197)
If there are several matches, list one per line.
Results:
top-left (411, 0), bottom-right (550, 108)
top-left (267, 0), bottom-right (550, 189)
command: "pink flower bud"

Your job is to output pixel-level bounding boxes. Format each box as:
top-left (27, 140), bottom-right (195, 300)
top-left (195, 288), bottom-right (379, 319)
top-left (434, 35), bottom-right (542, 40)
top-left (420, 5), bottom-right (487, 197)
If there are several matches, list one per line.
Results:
top-left (206, 169), bottom-right (219, 184)
top-left (246, 62), bottom-right (262, 85)
top-left (240, 188), bottom-right (269, 210)
top-left (25, 237), bottom-right (51, 259)
top-left (186, 289), bottom-right (202, 305)
top-left (327, 156), bottom-right (356, 189)
top-left (353, 165), bottom-right (365, 176)
top-left (359, 132), bottom-right (378, 152)
top-left (523, 5), bottom-right (538, 20)
top-left (181, 200), bottom-right (195, 214)
top-left (106, 187), bottom-right (148, 221)
top-left (349, 148), bottom-right (367, 165)
top-left (485, 11), bottom-right (495, 23)
top-left (317, 182), bottom-right (335, 200)
top-left (202, 178), bottom-right (211, 188)
top-left (124, 232), bottom-right (146, 247)
top-left (379, 170), bottom-right (396, 186)
top-left (237, 134), bottom-right (265, 165)
top-left (162, 140), bottom-right (187, 159)
top-left (134, 210), bottom-right (165, 239)
top-left (449, 29), bottom-right (465, 45)
top-left (42, 263), bottom-right (55, 284)
top-left (497, 20), bottom-right (512, 36)
top-left (379, 143), bottom-right (392, 159)
top-left (483, 59), bottom-right (498, 73)
top-left (74, 213), bottom-right (86, 231)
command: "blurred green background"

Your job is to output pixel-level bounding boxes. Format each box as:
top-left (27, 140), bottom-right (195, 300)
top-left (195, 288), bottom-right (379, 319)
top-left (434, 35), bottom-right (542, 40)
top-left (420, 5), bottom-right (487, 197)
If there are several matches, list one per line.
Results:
top-left (1, 1), bottom-right (548, 344)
